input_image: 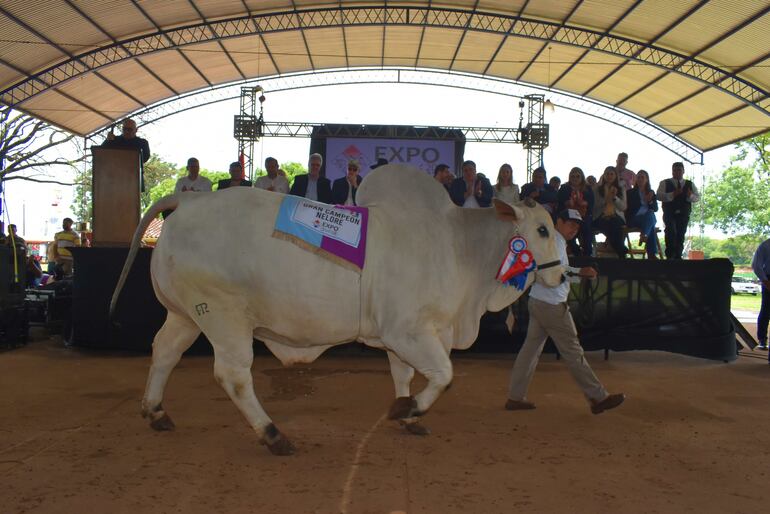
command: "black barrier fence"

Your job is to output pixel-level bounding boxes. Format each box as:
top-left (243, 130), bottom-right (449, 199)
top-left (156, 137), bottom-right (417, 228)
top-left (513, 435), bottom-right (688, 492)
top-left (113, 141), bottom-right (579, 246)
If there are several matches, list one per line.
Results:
top-left (70, 248), bottom-right (737, 361)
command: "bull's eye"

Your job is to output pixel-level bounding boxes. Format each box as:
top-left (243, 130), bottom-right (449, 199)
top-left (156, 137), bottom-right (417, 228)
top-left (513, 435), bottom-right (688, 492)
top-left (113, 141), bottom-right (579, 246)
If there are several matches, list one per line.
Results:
top-left (537, 226), bottom-right (549, 237)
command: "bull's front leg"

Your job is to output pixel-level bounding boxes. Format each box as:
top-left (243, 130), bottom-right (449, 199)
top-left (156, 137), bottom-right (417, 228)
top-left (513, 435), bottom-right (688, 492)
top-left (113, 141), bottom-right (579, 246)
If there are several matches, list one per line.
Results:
top-left (386, 351), bottom-right (429, 435)
top-left (385, 331), bottom-right (453, 431)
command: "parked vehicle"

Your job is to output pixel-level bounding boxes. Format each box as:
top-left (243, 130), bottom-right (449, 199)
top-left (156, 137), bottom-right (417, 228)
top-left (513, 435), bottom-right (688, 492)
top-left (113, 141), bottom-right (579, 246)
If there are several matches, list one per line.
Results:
top-left (731, 276), bottom-right (761, 295)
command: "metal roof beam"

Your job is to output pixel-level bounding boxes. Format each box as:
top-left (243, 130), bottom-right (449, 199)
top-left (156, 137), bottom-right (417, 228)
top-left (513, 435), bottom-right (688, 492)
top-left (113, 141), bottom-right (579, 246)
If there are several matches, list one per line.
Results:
top-left (187, 0), bottom-right (247, 81)
top-left (481, 0), bottom-right (530, 76)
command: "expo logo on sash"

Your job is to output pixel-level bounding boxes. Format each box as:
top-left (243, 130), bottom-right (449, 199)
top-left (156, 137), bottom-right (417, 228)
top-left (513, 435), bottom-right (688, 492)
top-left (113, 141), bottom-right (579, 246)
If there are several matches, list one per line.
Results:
top-left (292, 201), bottom-right (363, 247)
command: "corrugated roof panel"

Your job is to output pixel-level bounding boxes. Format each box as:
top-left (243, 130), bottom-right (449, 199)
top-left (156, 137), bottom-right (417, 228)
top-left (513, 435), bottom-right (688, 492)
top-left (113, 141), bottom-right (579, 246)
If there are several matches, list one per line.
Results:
top-left (552, 50), bottom-right (627, 97)
top-left (522, 0), bottom-right (577, 24)
top-left (518, 42), bottom-right (586, 87)
top-left (589, 66), bottom-right (666, 106)
top-left (452, 31), bottom-right (504, 75)
top-left (699, 13), bottom-right (770, 73)
top-left (485, 36), bottom-right (543, 80)
top-left (569, 0), bottom-right (638, 33)
top-left (0, 15), bottom-right (60, 78)
top-left (194, 0), bottom-right (253, 20)
top-left (383, 26), bottom-right (422, 68)
top-left (261, 30), bottom-right (314, 73)
top-left (618, 73), bottom-right (705, 117)
top-left (221, 35), bottom-right (279, 78)
top-left (656, 2), bottom-right (756, 57)
top-left (477, 1), bottom-right (528, 16)
top-left (613, 0), bottom-right (699, 44)
top-left (242, 0), bottom-right (293, 12)
top-left (183, 41), bottom-right (242, 83)
top-left (57, 72), bottom-right (141, 117)
top-left (20, 88), bottom-right (107, 133)
top-left (740, 56), bottom-right (770, 94)
top-left (97, 59), bottom-right (172, 106)
top-left (75, 0), bottom-right (155, 40)
top-left (140, 0), bottom-right (199, 28)
top-left (652, 88), bottom-right (744, 132)
top-left (137, 50), bottom-right (209, 93)
top-left (683, 105), bottom-right (770, 150)
top-left (303, 27), bottom-right (347, 69)
top-left (416, 27), bottom-right (463, 69)
top-left (342, 26), bottom-right (385, 68)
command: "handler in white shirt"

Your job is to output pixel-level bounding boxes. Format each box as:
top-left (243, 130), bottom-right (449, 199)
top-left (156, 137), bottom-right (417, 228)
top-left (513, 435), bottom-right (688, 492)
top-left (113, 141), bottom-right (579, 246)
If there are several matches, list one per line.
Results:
top-left (255, 156), bottom-right (290, 194)
top-left (506, 209), bottom-right (625, 415)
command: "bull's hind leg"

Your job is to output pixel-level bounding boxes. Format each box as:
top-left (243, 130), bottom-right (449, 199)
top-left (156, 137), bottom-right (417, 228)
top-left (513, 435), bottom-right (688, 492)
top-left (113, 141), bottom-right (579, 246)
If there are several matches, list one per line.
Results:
top-left (142, 311), bottom-right (201, 431)
top-left (387, 351), bottom-right (430, 436)
top-left (385, 333), bottom-right (453, 426)
top-left (204, 322), bottom-right (295, 456)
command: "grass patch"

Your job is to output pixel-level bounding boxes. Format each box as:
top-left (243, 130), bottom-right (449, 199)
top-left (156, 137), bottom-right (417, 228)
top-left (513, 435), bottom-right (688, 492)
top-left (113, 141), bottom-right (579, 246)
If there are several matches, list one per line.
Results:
top-left (730, 294), bottom-right (762, 312)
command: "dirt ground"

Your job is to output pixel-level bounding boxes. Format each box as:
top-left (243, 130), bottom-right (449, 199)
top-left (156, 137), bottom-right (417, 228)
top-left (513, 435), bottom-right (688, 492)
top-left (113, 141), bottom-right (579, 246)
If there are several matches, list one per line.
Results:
top-left (1, 329), bottom-right (769, 514)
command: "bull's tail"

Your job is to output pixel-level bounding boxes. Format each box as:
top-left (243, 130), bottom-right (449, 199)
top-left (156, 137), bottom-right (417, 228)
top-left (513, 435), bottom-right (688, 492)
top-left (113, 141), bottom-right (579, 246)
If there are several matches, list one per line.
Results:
top-left (109, 195), bottom-right (180, 321)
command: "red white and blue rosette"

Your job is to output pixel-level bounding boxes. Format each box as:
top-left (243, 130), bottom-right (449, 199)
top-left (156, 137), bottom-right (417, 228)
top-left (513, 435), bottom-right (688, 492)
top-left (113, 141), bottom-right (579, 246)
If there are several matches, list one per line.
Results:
top-left (495, 236), bottom-right (536, 290)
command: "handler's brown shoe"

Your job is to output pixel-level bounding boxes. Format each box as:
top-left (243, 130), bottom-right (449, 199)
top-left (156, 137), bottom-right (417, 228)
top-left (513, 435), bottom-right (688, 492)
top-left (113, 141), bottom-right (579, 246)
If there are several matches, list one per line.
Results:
top-left (590, 393), bottom-right (625, 415)
top-left (505, 399), bottom-right (536, 411)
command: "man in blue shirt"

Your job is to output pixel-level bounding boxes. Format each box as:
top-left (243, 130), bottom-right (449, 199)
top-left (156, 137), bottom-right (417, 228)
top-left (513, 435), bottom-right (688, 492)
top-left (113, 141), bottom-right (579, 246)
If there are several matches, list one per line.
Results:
top-left (506, 209), bottom-right (625, 415)
top-left (752, 238), bottom-right (770, 353)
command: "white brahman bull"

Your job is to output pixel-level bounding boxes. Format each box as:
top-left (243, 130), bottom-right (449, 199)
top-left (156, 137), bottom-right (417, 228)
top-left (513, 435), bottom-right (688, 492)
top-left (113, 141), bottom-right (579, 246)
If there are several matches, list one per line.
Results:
top-left (111, 164), bottom-right (562, 455)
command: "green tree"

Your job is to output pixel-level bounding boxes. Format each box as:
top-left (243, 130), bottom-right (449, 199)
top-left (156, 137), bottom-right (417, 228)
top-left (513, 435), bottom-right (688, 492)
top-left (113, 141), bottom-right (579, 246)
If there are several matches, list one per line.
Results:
top-left (702, 132), bottom-right (770, 235)
top-left (141, 154), bottom-right (180, 210)
top-left (281, 161), bottom-right (306, 186)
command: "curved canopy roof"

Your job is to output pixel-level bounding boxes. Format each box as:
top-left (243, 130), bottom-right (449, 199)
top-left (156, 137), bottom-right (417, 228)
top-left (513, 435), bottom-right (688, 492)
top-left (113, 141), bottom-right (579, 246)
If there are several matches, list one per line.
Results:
top-left (1, 0), bottom-right (769, 152)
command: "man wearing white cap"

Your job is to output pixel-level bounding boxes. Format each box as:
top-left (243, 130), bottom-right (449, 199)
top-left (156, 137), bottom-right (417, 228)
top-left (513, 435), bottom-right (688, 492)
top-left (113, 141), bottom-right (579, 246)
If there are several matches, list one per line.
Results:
top-left (506, 208), bottom-right (625, 415)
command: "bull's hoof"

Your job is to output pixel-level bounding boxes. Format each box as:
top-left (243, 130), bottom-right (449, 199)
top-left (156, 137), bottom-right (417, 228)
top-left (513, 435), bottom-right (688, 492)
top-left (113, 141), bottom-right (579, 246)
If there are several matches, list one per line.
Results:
top-left (388, 396), bottom-right (418, 420)
top-left (262, 423), bottom-right (295, 456)
top-left (401, 420), bottom-right (431, 436)
top-left (266, 435), bottom-right (296, 456)
top-left (150, 413), bottom-right (175, 431)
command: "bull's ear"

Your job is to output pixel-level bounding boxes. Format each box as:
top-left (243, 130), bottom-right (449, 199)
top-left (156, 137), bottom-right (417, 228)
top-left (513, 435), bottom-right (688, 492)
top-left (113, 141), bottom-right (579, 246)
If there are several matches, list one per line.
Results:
top-left (493, 198), bottom-right (524, 222)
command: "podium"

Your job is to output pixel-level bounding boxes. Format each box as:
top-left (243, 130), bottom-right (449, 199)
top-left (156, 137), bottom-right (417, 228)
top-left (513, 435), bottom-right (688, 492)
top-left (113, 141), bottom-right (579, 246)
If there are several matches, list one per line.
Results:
top-left (91, 147), bottom-right (141, 246)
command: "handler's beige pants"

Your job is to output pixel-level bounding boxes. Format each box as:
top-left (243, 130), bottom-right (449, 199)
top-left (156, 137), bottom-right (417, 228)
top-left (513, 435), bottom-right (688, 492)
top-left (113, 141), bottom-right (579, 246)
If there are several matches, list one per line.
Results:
top-left (508, 297), bottom-right (608, 403)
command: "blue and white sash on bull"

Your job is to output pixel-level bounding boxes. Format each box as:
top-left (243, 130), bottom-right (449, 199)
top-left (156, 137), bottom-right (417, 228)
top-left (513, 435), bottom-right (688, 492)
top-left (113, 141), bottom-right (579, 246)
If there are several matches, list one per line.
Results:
top-left (273, 196), bottom-right (368, 272)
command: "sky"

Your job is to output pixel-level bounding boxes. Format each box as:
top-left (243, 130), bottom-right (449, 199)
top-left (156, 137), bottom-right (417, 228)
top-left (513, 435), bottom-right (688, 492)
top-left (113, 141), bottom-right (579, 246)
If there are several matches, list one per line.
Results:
top-left (3, 81), bottom-right (736, 241)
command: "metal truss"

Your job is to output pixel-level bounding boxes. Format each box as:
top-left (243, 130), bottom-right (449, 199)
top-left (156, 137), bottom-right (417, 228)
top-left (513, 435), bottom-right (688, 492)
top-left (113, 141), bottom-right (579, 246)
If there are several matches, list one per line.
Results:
top-left (1, 4), bottom-right (767, 128)
top-left (89, 68), bottom-right (703, 164)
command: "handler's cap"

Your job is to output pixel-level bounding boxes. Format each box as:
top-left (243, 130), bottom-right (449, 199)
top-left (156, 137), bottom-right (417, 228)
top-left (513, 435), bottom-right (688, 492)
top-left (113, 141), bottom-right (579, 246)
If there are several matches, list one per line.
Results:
top-left (370, 157), bottom-right (389, 169)
top-left (557, 208), bottom-right (583, 224)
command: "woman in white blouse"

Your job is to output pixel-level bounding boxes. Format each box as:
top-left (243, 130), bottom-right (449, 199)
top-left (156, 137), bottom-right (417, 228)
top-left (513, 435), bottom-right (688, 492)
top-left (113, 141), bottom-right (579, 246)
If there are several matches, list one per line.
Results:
top-left (493, 163), bottom-right (520, 205)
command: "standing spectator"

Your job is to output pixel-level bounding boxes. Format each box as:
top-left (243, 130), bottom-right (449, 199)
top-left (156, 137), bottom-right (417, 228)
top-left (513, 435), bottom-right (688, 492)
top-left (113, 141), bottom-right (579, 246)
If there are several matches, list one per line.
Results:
top-left (656, 161), bottom-right (700, 260)
top-left (101, 118), bottom-right (151, 191)
top-left (289, 153), bottom-right (333, 203)
top-left (626, 169), bottom-right (659, 259)
top-left (433, 163), bottom-right (453, 193)
top-left (449, 160), bottom-right (493, 208)
top-left (174, 157), bottom-right (212, 193)
top-left (586, 175), bottom-right (597, 187)
top-left (616, 152), bottom-right (635, 190)
top-left (494, 163), bottom-right (520, 205)
top-left (557, 167), bottom-right (594, 256)
top-left (752, 237), bottom-right (770, 351)
top-left (5, 224), bottom-right (27, 255)
top-left (519, 167), bottom-right (557, 214)
top-left (505, 208), bottom-right (625, 415)
top-left (255, 157), bottom-right (290, 194)
top-left (217, 162), bottom-right (252, 190)
top-left (592, 166), bottom-right (627, 258)
top-left (54, 217), bottom-right (81, 277)
top-left (332, 159), bottom-right (363, 206)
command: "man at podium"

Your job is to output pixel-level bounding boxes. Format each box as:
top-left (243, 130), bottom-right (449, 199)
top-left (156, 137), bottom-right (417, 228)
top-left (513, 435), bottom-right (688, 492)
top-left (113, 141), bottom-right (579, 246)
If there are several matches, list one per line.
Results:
top-left (101, 118), bottom-right (151, 191)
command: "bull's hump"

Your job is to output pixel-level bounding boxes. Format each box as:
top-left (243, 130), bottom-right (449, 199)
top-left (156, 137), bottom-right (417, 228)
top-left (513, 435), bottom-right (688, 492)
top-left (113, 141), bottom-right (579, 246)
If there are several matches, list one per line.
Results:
top-left (357, 164), bottom-right (453, 213)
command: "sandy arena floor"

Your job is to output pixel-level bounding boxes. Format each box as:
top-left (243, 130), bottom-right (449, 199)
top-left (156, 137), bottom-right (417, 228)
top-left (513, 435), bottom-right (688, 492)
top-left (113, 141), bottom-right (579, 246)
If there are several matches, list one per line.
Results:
top-left (1, 332), bottom-right (769, 514)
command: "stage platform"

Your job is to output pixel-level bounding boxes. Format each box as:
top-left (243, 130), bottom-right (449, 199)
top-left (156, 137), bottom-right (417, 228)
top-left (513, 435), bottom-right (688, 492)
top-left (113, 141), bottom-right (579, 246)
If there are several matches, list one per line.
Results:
top-left (70, 248), bottom-right (737, 361)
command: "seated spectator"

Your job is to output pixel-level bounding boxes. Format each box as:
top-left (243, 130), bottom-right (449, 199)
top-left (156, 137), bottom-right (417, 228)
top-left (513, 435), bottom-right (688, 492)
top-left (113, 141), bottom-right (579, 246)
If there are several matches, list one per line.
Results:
top-left (592, 166), bottom-right (627, 258)
top-left (449, 160), bottom-right (493, 208)
top-left (174, 157), bottom-right (212, 193)
top-left (332, 159), bottom-right (363, 206)
top-left (433, 163), bottom-right (453, 193)
top-left (217, 162), bottom-right (252, 190)
top-left (586, 175), bottom-right (597, 187)
top-left (557, 167), bottom-right (594, 256)
top-left (520, 166), bottom-right (557, 214)
top-left (289, 153), bottom-right (333, 203)
top-left (255, 157), bottom-right (290, 193)
top-left (493, 163), bottom-right (520, 205)
top-left (549, 176), bottom-right (561, 191)
top-left (625, 169), bottom-right (659, 259)
top-left (26, 255), bottom-right (43, 288)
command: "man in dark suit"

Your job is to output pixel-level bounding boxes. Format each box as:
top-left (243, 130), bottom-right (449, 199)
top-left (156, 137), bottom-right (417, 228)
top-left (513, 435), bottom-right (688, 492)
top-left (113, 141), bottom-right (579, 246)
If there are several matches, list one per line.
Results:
top-left (656, 161), bottom-right (700, 259)
top-left (217, 161), bottom-right (252, 190)
top-left (332, 159), bottom-right (364, 205)
top-left (101, 118), bottom-right (151, 191)
top-left (449, 160), bottom-right (493, 208)
top-left (289, 153), bottom-right (332, 203)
